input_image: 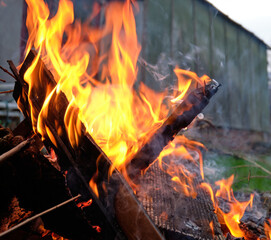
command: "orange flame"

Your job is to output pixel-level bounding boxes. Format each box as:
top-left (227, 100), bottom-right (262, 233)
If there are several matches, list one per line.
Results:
top-left (215, 175), bottom-right (254, 238)
top-left (77, 199), bottom-right (93, 210)
top-left (154, 135), bottom-right (205, 198)
top-left (209, 221), bottom-right (215, 238)
top-left (200, 182), bottom-right (215, 206)
top-left (20, 3), bottom-right (258, 237)
top-left (264, 219), bottom-right (271, 240)
top-left (22, 0), bottom-right (210, 194)
top-left (201, 176), bottom-right (255, 238)
top-left (171, 68), bottom-right (210, 103)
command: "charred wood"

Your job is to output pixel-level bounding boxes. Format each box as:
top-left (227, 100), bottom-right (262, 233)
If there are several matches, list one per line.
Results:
top-left (10, 49), bottom-right (224, 240)
top-left (10, 50), bottom-right (163, 240)
top-left (0, 126), bottom-right (97, 239)
top-left (127, 80), bottom-right (220, 179)
top-left (10, 48), bottom-right (220, 240)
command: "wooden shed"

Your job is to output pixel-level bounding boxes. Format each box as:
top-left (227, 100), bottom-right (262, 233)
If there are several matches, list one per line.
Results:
top-left (15, 0), bottom-right (271, 133)
top-left (137, 0), bottom-right (270, 133)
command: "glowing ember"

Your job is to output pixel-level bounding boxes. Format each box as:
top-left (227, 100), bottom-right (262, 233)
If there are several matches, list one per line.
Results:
top-left (92, 225), bottom-right (102, 233)
top-left (77, 199), bottom-right (93, 210)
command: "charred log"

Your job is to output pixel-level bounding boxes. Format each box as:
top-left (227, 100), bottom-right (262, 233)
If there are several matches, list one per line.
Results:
top-left (127, 80), bottom-right (220, 179)
top-left (10, 49), bottom-right (220, 240)
top-left (10, 50), bottom-right (163, 240)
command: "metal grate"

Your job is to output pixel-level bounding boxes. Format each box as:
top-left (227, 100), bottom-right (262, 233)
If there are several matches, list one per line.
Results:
top-left (137, 159), bottom-right (225, 240)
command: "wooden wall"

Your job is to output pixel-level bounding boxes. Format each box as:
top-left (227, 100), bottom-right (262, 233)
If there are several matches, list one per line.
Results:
top-left (47, 0), bottom-right (270, 132)
top-left (138, 0), bottom-right (270, 132)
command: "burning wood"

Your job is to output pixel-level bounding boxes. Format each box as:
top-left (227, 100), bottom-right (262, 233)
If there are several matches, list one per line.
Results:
top-left (8, 47), bottom-right (221, 239)
top-left (5, 0), bottom-right (221, 237)
top-left (128, 79), bottom-right (220, 179)
top-left (10, 49), bottom-right (165, 240)
top-left (3, 0), bottom-right (265, 239)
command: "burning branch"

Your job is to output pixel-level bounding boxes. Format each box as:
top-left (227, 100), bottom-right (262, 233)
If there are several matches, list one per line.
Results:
top-left (9, 50), bottom-right (165, 240)
top-left (128, 80), bottom-right (220, 179)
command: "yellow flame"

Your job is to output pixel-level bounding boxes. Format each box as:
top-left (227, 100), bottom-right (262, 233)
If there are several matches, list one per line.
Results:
top-left (22, 0), bottom-right (211, 195)
top-left (264, 219), bottom-right (271, 240)
top-left (215, 175), bottom-right (254, 238)
top-left (154, 135), bottom-right (205, 198)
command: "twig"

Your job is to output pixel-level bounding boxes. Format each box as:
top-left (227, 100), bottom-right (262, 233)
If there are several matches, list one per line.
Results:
top-left (0, 90), bottom-right (13, 94)
top-left (213, 149), bottom-right (271, 176)
top-left (229, 165), bottom-right (255, 169)
top-left (239, 154), bottom-right (271, 176)
top-left (0, 194), bottom-right (81, 238)
top-left (233, 175), bottom-right (271, 185)
top-left (0, 65), bottom-right (16, 79)
top-left (0, 78), bottom-right (6, 82)
top-left (0, 138), bottom-right (34, 165)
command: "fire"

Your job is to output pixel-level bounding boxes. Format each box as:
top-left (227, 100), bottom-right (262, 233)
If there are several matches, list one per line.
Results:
top-left (209, 221), bottom-right (215, 238)
top-left (264, 219), bottom-right (271, 240)
top-left (200, 182), bottom-right (215, 206)
top-left (201, 175), bottom-right (254, 238)
top-left (171, 68), bottom-right (210, 104)
top-left (215, 175), bottom-right (254, 238)
top-left (22, 0), bottom-right (209, 189)
top-left (77, 199), bottom-right (93, 210)
top-left (16, 0), bottom-right (258, 237)
top-left (155, 135), bottom-right (204, 198)
top-left (38, 224), bottom-right (69, 240)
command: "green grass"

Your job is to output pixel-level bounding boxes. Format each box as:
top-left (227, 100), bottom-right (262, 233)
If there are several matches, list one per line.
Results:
top-left (204, 152), bottom-right (271, 192)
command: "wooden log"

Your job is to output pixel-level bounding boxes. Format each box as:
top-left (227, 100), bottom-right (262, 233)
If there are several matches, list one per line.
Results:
top-left (128, 80), bottom-right (220, 179)
top-left (10, 50), bottom-right (164, 240)
top-left (10, 49), bottom-right (219, 240)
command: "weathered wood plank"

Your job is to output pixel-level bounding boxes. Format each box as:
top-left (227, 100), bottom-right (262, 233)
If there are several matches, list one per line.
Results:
top-left (205, 14), bottom-right (229, 127)
top-left (195, 1), bottom-right (211, 76)
top-left (141, 0), bottom-right (173, 92)
top-left (172, 0), bottom-right (194, 70)
top-left (239, 31), bottom-right (251, 130)
top-left (249, 40), bottom-right (261, 131)
top-left (258, 44), bottom-right (270, 131)
top-left (225, 23), bottom-right (242, 129)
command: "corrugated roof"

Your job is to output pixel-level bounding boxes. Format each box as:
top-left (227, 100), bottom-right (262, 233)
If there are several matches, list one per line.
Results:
top-left (204, 0), bottom-right (271, 49)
